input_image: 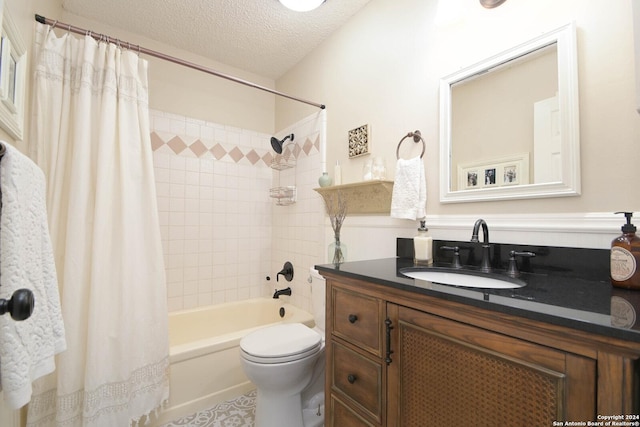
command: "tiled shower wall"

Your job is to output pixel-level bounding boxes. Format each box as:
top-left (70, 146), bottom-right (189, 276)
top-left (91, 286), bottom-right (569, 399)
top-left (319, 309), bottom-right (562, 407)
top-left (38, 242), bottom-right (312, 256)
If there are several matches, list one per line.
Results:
top-left (150, 109), bottom-right (325, 312)
top-left (270, 113), bottom-right (325, 314)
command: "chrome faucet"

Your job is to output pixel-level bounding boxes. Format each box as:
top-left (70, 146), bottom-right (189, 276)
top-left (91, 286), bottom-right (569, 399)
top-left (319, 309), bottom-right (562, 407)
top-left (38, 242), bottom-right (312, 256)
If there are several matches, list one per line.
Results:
top-left (470, 219), bottom-right (492, 273)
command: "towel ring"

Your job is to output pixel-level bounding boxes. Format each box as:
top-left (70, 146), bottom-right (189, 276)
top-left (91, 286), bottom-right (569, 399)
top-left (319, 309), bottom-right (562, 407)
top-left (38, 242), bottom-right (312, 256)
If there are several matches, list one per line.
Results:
top-left (396, 130), bottom-right (425, 159)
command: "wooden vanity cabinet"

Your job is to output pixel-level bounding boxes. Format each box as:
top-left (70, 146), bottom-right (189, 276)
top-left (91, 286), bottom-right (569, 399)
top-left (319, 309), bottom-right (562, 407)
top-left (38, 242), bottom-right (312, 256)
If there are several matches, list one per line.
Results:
top-left (323, 272), bottom-right (640, 427)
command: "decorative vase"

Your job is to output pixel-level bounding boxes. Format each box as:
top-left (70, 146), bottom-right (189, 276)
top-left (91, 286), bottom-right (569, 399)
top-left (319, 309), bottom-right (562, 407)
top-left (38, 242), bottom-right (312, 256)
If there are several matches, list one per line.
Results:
top-left (328, 234), bottom-right (347, 264)
top-left (318, 172), bottom-right (332, 187)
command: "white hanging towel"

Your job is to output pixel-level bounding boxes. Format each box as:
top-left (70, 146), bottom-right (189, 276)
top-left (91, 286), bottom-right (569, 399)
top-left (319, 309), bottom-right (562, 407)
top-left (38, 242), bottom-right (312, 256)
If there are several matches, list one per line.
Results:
top-left (0, 142), bottom-right (66, 409)
top-left (390, 156), bottom-right (426, 220)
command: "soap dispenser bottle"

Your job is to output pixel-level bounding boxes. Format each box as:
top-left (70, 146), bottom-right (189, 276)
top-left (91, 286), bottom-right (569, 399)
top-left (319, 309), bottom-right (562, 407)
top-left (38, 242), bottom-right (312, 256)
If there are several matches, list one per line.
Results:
top-left (414, 220), bottom-right (433, 265)
top-left (611, 211), bottom-right (640, 290)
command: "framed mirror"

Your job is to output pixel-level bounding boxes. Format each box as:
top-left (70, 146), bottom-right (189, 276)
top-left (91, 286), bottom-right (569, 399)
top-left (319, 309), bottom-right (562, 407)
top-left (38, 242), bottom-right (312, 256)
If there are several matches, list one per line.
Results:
top-left (439, 23), bottom-right (580, 203)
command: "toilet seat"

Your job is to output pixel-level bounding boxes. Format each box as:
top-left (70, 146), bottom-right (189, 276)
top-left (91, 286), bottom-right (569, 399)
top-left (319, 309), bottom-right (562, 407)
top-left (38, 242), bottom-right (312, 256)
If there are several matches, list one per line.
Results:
top-left (240, 323), bottom-right (322, 364)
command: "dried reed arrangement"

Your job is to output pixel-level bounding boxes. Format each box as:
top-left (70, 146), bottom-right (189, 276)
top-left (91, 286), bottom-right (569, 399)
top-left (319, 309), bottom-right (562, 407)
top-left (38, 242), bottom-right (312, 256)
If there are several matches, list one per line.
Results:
top-left (324, 191), bottom-right (348, 264)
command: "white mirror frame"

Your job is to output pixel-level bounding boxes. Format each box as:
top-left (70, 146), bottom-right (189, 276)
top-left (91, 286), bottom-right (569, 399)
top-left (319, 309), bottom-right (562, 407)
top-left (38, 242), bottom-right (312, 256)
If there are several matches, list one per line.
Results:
top-left (439, 22), bottom-right (580, 203)
top-left (0, 4), bottom-right (26, 140)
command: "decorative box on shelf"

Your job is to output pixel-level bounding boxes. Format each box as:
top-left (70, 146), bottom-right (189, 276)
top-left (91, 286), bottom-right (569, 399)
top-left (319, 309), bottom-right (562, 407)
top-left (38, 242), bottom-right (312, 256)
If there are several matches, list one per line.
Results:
top-left (314, 180), bottom-right (394, 214)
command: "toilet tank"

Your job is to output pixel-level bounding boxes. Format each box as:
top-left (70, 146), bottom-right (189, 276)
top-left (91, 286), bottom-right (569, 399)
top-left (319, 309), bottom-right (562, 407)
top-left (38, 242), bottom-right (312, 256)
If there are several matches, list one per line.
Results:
top-left (309, 267), bottom-right (326, 333)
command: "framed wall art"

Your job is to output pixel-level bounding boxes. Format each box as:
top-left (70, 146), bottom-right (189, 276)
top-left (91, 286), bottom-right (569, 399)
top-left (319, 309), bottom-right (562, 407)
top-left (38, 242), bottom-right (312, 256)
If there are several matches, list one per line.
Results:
top-left (348, 124), bottom-right (370, 158)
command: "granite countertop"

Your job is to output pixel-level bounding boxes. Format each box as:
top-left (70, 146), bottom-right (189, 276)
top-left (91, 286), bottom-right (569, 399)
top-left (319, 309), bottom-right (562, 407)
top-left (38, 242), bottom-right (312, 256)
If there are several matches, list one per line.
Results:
top-left (315, 256), bottom-right (640, 344)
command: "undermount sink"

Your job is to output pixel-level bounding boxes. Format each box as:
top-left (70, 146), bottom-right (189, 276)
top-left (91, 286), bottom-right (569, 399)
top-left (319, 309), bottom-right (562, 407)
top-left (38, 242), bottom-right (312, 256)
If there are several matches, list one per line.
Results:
top-left (400, 267), bottom-right (526, 289)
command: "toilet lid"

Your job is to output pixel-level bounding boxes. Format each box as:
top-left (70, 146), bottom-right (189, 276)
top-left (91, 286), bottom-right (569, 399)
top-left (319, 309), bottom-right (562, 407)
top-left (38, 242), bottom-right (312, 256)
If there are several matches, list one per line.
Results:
top-left (240, 323), bottom-right (321, 361)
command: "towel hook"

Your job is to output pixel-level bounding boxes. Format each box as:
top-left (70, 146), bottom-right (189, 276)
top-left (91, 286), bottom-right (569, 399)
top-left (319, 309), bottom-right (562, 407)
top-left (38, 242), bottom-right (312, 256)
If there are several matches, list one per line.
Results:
top-left (0, 289), bottom-right (34, 321)
top-left (396, 130), bottom-right (426, 159)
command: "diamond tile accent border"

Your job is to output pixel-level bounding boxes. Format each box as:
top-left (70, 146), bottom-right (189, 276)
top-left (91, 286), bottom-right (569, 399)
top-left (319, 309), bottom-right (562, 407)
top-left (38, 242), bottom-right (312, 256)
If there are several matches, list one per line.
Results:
top-left (189, 139), bottom-right (208, 157)
top-left (167, 136), bottom-right (188, 154)
top-left (150, 131), bottom-right (319, 167)
top-left (211, 143), bottom-right (227, 160)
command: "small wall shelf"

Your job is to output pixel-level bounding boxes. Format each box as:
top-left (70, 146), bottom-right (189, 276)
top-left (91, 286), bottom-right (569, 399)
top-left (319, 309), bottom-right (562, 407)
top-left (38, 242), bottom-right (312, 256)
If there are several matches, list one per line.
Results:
top-left (314, 180), bottom-right (394, 214)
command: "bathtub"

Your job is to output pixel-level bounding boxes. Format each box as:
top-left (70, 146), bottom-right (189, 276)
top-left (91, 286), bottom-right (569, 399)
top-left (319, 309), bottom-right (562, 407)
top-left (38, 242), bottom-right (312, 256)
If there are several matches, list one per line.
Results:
top-left (153, 298), bottom-right (315, 426)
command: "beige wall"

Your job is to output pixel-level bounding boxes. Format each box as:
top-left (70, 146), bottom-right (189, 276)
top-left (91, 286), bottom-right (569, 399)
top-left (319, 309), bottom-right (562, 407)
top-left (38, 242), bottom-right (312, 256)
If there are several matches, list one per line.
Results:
top-left (276, 0), bottom-right (640, 215)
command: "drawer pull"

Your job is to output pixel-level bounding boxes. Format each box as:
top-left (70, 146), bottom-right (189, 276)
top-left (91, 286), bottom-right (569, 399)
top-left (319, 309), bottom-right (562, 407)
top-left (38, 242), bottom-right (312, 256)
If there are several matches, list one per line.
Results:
top-left (385, 318), bottom-right (394, 365)
top-left (348, 314), bottom-right (358, 324)
top-left (347, 374), bottom-right (357, 384)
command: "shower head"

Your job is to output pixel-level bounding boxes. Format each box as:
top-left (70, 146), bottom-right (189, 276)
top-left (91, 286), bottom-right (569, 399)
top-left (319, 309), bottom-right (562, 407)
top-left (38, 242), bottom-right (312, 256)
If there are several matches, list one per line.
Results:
top-left (270, 134), bottom-right (295, 154)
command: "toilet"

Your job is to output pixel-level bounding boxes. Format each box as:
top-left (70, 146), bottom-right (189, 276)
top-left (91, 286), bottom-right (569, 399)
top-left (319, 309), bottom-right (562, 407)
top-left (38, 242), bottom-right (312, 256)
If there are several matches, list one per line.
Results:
top-left (240, 267), bottom-right (326, 427)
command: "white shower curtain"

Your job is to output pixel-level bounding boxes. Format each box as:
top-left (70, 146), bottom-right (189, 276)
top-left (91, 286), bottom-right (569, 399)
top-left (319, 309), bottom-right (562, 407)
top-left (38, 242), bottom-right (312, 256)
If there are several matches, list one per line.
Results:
top-left (26, 23), bottom-right (169, 426)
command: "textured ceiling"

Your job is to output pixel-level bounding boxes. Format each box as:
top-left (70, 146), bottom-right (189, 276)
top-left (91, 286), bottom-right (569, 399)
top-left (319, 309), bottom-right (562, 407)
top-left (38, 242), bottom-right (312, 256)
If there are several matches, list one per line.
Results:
top-left (61, 0), bottom-right (373, 79)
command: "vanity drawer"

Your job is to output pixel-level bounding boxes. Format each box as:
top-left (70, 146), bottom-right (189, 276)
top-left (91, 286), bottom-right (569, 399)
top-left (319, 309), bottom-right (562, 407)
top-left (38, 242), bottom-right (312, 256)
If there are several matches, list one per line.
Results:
top-left (330, 395), bottom-right (376, 427)
top-left (332, 341), bottom-right (382, 422)
top-left (332, 287), bottom-right (382, 355)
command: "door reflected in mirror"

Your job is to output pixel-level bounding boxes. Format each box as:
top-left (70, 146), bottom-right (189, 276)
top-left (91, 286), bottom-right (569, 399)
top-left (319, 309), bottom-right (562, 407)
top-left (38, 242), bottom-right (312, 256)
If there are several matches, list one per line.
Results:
top-left (440, 23), bottom-right (580, 203)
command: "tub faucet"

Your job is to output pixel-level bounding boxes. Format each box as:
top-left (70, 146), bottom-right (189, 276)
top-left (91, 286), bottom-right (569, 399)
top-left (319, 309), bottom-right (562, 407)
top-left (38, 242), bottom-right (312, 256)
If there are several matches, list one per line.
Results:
top-left (276, 261), bottom-right (294, 282)
top-left (470, 219), bottom-right (492, 273)
top-left (273, 287), bottom-right (292, 299)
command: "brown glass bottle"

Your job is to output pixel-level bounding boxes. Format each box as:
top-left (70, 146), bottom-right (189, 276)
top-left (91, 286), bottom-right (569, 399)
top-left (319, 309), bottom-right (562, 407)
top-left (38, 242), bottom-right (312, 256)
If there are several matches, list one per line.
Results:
top-left (611, 212), bottom-right (640, 290)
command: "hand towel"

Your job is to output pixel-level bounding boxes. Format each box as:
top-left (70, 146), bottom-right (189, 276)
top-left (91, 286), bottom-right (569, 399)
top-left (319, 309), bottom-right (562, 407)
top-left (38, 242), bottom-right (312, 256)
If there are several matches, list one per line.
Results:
top-left (390, 157), bottom-right (426, 220)
top-left (0, 142), bottom-right (66, 409)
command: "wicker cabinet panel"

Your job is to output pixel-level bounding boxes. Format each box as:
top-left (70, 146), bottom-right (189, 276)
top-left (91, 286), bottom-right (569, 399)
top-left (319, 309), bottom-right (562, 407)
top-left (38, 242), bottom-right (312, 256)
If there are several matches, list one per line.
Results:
top-left (400, 323), bottom-right (562, 425)
top-left (332, 341), bottom-right (382, 422)
top-left (332, 287), bottom-right (382, 356)
top-left (386, 304), bottom-right (600, 426)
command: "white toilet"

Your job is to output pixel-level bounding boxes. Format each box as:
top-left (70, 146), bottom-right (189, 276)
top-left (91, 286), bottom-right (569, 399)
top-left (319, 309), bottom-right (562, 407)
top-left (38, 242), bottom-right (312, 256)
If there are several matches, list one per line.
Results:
top-left (240, 267), bottom-right (326, 427)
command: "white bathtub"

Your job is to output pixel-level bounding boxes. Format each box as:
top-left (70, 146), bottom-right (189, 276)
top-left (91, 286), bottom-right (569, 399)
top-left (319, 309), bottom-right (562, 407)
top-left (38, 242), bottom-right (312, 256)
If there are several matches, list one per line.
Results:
top-left (152, 298), bottom-right (315, 425)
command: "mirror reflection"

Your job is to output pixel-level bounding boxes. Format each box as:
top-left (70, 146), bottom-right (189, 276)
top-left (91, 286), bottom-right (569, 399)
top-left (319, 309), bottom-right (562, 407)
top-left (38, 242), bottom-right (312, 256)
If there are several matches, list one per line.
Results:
top-left (451, 44), bottom-right (558, 190)
top-left (439, 23), bottom-right (580, 203)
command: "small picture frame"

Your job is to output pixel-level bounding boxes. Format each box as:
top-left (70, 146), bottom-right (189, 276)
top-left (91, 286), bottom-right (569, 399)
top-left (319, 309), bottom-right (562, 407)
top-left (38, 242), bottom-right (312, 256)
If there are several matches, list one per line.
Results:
top-left (348, 124), bottom-right (370, 158)
top-left (458, 153), bottom-right (529, 190)
top-left (465, 169), bottom-right (480, 189)
top-left (502, 164), bottom-right (520, 186)
top-left (483, 168), bottom-right (497, 187)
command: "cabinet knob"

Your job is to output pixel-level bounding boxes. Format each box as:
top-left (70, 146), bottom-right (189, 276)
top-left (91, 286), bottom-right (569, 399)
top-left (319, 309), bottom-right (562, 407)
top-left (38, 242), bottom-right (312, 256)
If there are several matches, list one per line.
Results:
top-left (348, 314), bottom-right (358, 323)
top-left (347, 374), bottom-right (357, 384)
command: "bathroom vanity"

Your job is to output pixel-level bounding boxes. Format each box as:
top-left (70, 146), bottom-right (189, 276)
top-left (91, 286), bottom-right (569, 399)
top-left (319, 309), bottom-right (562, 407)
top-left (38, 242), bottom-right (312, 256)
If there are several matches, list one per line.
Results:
top-left (316, 249), bottom-right (640, 426)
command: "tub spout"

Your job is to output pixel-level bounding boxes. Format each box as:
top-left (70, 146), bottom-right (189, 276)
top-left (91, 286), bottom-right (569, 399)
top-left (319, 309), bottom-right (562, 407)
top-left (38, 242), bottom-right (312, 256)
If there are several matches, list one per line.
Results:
top-left (273, 287), bottom-right (292, 299)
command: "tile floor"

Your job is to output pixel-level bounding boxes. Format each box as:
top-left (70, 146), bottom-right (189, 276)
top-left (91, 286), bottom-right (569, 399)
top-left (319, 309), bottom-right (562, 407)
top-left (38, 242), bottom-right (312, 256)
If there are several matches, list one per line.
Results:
top-left (160, 390), bottom-right (256, 427)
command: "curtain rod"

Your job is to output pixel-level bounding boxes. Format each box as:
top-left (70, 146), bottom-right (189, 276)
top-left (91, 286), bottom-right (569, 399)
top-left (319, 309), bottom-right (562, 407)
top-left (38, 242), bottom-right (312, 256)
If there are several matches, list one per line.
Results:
top-left (35, 14), bottom-right (326, 110)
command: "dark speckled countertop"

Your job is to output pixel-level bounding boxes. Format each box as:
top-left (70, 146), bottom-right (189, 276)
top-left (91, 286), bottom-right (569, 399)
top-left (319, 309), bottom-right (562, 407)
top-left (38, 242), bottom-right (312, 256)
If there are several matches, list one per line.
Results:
top-left (316, 244), bottom-right (640, 344)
